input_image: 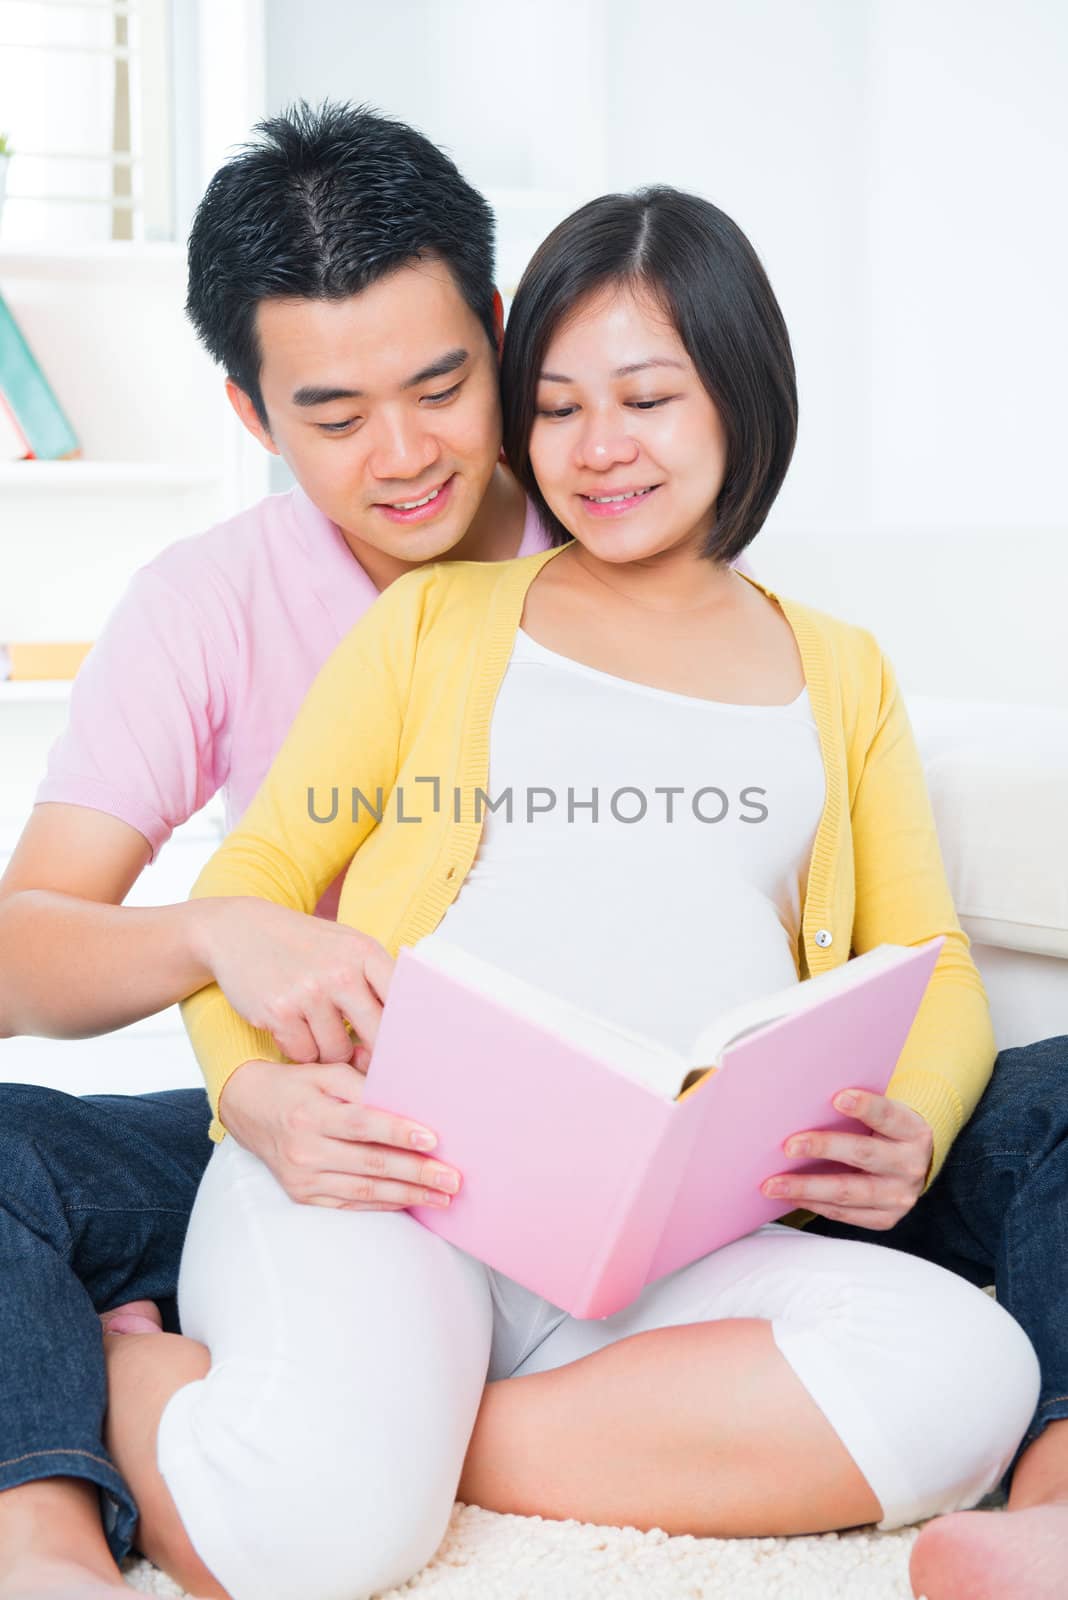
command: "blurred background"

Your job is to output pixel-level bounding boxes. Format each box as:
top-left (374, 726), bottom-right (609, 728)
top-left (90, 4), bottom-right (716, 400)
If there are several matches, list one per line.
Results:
top-left (0, 1), bottom-right (1065, 1089)
top-left (1, 1), bottom-right (1065, 674)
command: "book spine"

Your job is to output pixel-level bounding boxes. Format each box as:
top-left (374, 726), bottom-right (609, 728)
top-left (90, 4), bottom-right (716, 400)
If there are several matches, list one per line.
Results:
top-left (575, 1102), bottom-right (687, 1318)
top-left (0, 389), bottom-right (30, 461)
top-left (0, 293), bottom-right (80, 461)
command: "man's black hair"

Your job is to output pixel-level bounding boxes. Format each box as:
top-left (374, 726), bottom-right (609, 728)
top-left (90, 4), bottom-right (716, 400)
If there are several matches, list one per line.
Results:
top-left (186, 100), bottom-right (497, 425)
top-left (501, 187), bottom-right (797, 565)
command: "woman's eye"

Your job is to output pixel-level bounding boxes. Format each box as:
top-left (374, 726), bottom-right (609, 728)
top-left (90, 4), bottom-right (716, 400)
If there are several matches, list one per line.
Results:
top-left (629, 397), bottom-right (673, 410)
top-left (423, 381), bottom-right (463, 405)
top-left (536, 405), bottom-right (578, 419)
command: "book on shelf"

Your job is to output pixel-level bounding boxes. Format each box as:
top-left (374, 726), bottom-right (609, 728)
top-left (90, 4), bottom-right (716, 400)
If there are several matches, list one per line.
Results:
top-left (0, 292), bottom-right (80, 461)
top-left (363, 934), bottom-right (945, 1318)
top-left (0, 390), bottom-right (29, 461)
top-left (0, 642), bottom-right (93, 681)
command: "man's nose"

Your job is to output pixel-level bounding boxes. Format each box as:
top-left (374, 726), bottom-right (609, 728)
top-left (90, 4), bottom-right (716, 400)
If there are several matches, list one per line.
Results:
top-left (367, 410), bottom-right (440, 483)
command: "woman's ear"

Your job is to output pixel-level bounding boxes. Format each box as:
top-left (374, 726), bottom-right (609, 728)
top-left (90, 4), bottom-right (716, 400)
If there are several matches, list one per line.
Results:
top-left (491, 289), bottom-right (505, 359)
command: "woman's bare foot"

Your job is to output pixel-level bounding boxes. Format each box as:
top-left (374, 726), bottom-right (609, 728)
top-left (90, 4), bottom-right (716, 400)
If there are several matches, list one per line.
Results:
top-left (99, 1299), bottom-right (163, 1338)
top-left (910, 1504), bottom-right (1068, 1599)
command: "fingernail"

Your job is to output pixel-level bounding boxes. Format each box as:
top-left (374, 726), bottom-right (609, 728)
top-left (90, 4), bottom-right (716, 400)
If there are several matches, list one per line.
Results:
top-left (786, 1138), bottom-right (809, 1157)
top-left (436, 1172), bottom-right (460, 1193)
top-left (836, 1092), bottom-right (858, 1113)
top-left (764, 1179), bottom-right (788, 1197)
top-left (410, 1129), bottom-right (437, 1150)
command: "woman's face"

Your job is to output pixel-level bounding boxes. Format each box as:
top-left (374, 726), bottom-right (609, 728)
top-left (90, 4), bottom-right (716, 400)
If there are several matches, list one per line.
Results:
top-left (528, 282), bottom-right (729, 564)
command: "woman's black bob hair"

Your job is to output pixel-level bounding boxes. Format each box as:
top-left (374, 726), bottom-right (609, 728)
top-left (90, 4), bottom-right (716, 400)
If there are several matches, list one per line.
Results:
top-left (501, 187), bottom-right (798, 565)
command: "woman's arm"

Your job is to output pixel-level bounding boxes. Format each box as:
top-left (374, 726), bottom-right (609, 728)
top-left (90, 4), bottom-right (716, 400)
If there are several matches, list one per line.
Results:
top-left (761, 644), bottom-right (995, 1227)
top-left (848, 648), bottom-right (996, 1182)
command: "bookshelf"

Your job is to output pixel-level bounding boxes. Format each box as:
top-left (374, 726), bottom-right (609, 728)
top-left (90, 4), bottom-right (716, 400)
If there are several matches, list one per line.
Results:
top-left (0, 239), bottom-right (265, 1086)
top-left (0, 461), bottom-right (221, 493)
top-left (0, 0), bottom-right (269, 1093)
top-left (0, 240), bottom-right (268, 637)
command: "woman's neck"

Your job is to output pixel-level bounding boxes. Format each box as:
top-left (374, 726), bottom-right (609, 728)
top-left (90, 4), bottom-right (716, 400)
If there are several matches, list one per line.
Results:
top-left (565, 540), bottom-right (738, 617)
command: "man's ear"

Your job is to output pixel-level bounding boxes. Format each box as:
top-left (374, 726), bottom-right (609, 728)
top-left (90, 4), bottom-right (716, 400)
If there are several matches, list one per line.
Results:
top-left (225, 378), bottom-right (281, 457)
top-left (491, 289), bottom-right (505, 360)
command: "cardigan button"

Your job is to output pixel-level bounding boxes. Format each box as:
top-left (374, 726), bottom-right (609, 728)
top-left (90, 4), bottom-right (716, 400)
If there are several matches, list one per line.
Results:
top-left (815, 929), bottom-right (833, 948)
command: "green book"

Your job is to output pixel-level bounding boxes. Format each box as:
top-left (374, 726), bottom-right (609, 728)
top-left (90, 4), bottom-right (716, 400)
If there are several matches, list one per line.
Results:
top-left (0, 291), bottom-right (79, 460)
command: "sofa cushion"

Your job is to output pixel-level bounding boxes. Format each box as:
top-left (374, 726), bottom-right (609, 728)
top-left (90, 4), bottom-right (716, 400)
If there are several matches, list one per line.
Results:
top-left (908, 697), bottom-right (1068, 960)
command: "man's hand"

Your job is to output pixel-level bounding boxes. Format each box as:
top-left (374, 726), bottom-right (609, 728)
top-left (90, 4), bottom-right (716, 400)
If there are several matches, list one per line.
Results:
top-left (197, 897), bottom-right (395, 1062)
top-left (760, 1089), bottom-right (934, 1230)
top-left (219, 1057), bottom-right (463, 1210)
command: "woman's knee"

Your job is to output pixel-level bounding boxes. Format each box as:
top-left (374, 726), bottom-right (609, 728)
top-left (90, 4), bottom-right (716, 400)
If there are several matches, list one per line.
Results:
top-left (195, 1457), bottom-right (453, 1600)
top-left (158, 1360), bottom-right (464, 1600)
top-left (247, 1492), bottom-right (450, 1600)
top-left (876, 1259), bottom-right (1041, 1522)
top-left (953, 1287), bottom-right (1042, 1457)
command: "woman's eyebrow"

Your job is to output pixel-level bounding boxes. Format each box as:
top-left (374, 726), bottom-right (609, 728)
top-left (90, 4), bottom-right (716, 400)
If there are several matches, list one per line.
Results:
top-left (538, 357), bottom-right (686, 383)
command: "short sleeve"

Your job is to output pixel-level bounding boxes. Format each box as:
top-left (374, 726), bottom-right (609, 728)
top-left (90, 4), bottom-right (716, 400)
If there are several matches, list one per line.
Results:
top-left (35, 564), bottom-right (231, 859)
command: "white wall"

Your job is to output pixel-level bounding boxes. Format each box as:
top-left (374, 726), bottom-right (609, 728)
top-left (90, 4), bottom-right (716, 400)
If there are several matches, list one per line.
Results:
top-left (265, 0), bottom-right (1068, 546)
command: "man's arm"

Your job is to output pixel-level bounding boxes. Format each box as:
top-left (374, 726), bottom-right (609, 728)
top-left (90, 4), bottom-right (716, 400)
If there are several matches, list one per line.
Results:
top-left (0, 803), bottom-right (219, 1038)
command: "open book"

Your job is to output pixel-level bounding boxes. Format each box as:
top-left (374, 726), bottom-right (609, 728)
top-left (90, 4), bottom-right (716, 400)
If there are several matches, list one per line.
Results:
top-left (362, 935), bottom-right (945, 1318)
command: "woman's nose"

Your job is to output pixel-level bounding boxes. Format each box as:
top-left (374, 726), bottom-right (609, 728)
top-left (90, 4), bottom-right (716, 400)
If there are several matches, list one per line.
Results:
top-left (575, 418), bottom-right (640, 471)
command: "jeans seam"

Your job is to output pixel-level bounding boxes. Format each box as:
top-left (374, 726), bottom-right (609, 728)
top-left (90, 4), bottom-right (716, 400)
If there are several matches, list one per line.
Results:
top-left (63, 1205), bottom-right (193, 1216)
top-left (1036, 1395), bottom-right (1068, 1411)
top-left (0, 1447), bottom-right (117, 1474)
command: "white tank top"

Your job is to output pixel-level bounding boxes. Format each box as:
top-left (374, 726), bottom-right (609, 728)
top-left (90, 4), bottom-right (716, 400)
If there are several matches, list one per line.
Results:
top-left (427, 629), bottom-right (826, 1055)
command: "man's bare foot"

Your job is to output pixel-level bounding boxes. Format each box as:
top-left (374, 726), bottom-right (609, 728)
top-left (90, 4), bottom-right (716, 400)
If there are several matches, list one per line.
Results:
top-left (100, 1300), bottom-right (163, 1338)
top-left (910, 1504), bottom-right (1068, 1599)
top-left (0, 1554), bottom-right (136, 1597)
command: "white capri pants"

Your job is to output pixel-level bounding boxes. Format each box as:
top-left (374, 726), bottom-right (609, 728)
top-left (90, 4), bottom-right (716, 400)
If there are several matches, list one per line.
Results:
top-left (158, 1138), bottom-right (1039, 1600)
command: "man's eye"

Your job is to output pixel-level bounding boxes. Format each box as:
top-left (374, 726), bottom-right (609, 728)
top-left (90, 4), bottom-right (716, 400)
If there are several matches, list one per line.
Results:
top-left (318, 418), bottom-right (359, 434)
top-left (423, 381), bottom-right (463, 405)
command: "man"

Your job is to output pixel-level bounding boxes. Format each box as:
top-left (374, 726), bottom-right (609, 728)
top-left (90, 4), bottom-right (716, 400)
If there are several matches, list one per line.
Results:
top-left (0, 99), bottom-right (1064, 1600)
top-left (0, 99), bottom-right (546, 1599)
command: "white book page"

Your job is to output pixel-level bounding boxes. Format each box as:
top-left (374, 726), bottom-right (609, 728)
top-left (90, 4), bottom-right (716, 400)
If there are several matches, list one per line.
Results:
top-left (413, 935), bottom-right (688, 1098)
top-left (686, 943), bottom-right (906, 1069)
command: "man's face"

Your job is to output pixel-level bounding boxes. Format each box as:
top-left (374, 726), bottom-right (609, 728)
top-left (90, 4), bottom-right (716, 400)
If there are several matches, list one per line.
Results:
top-left (242, 257), bottom-right (503, 563)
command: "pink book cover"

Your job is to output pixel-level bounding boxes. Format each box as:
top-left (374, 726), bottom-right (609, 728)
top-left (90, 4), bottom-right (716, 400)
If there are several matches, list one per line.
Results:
top-left (362, 937), bottom-right (945, 1318)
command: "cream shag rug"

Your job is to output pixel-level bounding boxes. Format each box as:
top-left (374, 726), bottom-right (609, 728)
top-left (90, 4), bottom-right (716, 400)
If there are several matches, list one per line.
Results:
top-left (121, 1504), bottom-right (927, 1598)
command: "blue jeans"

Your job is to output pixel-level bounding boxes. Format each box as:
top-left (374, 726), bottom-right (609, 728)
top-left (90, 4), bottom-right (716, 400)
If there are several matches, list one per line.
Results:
top-left (809, 1034), bottom-right (1068, 1462)
top-left (0, 1083), bottom-right (212, 1563)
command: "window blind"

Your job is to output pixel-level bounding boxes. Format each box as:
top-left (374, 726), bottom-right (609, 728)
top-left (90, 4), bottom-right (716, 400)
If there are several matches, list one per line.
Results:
top-left (0, 0), bottom-right (172, 243)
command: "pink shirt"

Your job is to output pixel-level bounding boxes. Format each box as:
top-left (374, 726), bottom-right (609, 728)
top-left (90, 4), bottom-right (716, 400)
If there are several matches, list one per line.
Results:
top-left (37, 487), bottom-right (551, 910)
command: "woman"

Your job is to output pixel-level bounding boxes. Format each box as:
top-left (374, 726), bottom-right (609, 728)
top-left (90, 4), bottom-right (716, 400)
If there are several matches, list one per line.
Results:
top-left (103, 189), bottom-right (1039, 1600)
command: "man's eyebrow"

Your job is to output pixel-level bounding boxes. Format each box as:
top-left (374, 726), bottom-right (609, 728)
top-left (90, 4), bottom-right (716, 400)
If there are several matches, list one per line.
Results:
top-left (292, 348), bottom-right (471, 408)
top-left (401, 347), bottom-right (470, 388)
top-left (539, 358), bottom-right (686, 383)
top-left (293, 384), bottom-right (363, 406)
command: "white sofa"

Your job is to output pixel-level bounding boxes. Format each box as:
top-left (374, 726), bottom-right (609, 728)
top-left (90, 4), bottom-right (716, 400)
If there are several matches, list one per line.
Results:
top-left (909, 695), bottom-right (1068, 1052)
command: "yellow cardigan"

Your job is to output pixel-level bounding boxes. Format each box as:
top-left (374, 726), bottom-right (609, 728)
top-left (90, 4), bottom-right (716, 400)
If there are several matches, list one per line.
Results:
top-left (182, 546), bottom-right (996, 1174)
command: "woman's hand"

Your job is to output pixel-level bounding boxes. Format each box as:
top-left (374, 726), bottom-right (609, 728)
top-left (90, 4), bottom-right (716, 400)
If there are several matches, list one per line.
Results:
top-left (219, 1057), bottom-right (463, 1211)
top-left (195, 896), bottom-right (394, 1062)
top-left (760, 1089), bottom-right (934, 1230)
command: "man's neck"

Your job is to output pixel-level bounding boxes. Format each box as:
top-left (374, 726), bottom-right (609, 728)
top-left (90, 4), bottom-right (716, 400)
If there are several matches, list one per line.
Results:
top-left (339, 464), bottom-right (527, 592)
